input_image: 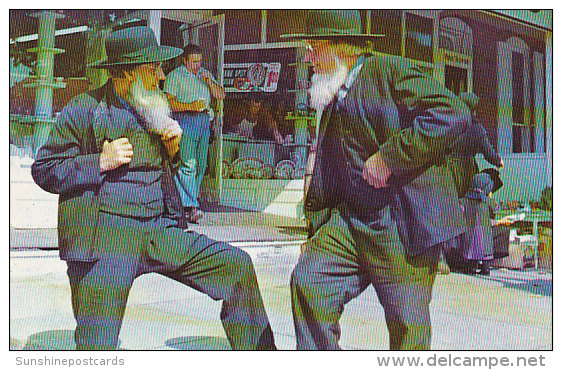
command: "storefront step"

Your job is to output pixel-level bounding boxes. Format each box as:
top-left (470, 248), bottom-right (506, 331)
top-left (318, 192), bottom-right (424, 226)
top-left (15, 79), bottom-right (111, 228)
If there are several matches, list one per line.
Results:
top-left (221, 179), bottom-right (304, 219)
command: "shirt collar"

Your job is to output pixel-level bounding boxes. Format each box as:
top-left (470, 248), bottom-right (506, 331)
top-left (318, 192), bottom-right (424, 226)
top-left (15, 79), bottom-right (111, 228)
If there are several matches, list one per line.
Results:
top-left (115, 90), bottom-right (131, 110)
top-left (181, 64), bottom-right (199, 77)
top-left (338, 54), bottom-right (366, 101)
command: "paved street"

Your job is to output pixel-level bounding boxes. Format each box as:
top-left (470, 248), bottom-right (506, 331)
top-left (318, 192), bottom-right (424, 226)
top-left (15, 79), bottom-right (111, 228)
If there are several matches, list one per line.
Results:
top-left (10, 238), bottom-right (552, 351)
top-left (9, 202), bottom-right (552, 351)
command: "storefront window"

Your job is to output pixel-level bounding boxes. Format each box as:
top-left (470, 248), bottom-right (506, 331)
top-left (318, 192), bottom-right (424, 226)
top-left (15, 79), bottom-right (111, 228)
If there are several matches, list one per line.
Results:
top-left (512, 51), bottom-right (525, 125)
top-left (404, 13), bottom-right (433, 63)
top-left (223, 48), bottom-right (296, 95)
top-left (221, 96), bottom-right (306, 179)
top-left (370, 9), bottom-right (402, 56)
top-left (438, 17), bottom-right (472, 56)
top-left (160, 17), bottom-right (184, 48)
top-left (224, 10), bottom-right (261, 45)
top-left (511, 50), bottom-right (534, 153)
top-left (220, 45), bottom-right (307, 179)
top-left (445, 65), bottom-right (467, 95)
top-left (266, 10), bottom-right (306, 43)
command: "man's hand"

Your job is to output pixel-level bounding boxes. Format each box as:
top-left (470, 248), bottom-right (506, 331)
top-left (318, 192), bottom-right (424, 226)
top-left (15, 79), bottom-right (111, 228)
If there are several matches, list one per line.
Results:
top-left (499, 158), bottom-right (505, 169)
top-left (100, 138), bottom-right (133, 172)
top-left (362, 152), bottom-right (392, 188)
top-left (160, 119), bottom-right (183, 157)
top-left (199, 68), bottom-right (214, 84)
top-left (199, 68), bottom-right (225, 100)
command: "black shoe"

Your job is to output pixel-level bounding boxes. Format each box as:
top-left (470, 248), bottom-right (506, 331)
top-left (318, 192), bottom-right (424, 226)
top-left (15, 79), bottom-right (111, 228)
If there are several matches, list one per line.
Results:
top-left (185, 207), bottom-right (204, 224)
top-left (479, 261), bottom-right (491, 276)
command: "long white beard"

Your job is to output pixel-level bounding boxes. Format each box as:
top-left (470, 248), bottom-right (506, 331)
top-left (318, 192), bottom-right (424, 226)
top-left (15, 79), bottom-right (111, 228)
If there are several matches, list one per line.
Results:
top-left (308, 56), bottom-right (349, 112)
top-left (128, 77), bottom-right (180, 135)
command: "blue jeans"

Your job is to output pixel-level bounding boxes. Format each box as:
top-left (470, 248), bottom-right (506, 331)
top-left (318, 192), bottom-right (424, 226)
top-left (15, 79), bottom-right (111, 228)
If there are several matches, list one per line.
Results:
top-left (173, 112), bottom-right (210, 208)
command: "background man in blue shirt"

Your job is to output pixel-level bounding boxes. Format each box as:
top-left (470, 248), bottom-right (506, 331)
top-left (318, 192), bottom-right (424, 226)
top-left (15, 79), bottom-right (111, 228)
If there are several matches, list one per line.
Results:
top-left (164, 44), bottom-right (225, 223)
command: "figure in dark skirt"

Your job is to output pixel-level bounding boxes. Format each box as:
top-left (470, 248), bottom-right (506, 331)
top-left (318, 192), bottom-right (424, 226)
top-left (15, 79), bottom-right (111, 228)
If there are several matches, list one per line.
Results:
top-left (456, 169), bottom-right (513, 275)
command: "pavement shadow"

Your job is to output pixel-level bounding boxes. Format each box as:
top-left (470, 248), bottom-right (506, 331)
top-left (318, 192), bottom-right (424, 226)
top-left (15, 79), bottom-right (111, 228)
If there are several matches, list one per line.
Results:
top-left (10, 228), bottom-right (58, 250)
top-left (21, 330), bottom-right (76, 350)
top-left (19, 330), bottom-right (127, 350)
top-left (483, 275), bottom-right (552, 296)
top-left (277, 226), bottom-right (308, 237)
top-left (199, 200), bottom-right (256, 214)
top-left (165, 336), bottom-right (232, 350)
top-left (501, 278), bottom-right (552, 296)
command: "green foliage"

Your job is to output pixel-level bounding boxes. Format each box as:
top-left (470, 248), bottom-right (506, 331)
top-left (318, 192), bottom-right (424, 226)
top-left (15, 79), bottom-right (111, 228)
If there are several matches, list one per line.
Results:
top-left (539, 186), bottom-right (552, 211)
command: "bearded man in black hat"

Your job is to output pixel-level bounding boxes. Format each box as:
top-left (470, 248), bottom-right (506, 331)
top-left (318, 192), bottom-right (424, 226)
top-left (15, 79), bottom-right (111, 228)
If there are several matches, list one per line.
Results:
top-left (31, 26), bottom-right (276, 351)
top-left (283, 10), bottom-right (471, 350)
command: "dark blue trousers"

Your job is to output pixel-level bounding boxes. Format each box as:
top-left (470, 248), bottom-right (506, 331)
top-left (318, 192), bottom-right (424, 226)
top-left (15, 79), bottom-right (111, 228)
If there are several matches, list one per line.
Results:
top-left (67, 211), bottom-right (275, 350)
top-left (291, 205), bottom-right (440, 350)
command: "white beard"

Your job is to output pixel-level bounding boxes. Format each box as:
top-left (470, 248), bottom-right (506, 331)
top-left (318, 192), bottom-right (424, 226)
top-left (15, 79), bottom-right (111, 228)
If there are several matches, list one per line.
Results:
top-left (128, 77), bottom-right (180, 135)
top-left (308, 56), bottom-right (349, 112)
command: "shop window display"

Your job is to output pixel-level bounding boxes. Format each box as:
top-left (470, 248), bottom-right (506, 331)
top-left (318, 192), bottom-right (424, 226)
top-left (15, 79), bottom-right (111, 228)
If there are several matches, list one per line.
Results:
top-left (222, 97), bottom-right (312, 179)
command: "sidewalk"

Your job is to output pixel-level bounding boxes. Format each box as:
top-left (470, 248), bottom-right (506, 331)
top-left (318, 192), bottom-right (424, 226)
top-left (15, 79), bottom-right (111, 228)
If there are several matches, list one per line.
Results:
top-left (9, 201), bottom-right (308, 250)
top-left (9, 206), bottom-right (552, 351)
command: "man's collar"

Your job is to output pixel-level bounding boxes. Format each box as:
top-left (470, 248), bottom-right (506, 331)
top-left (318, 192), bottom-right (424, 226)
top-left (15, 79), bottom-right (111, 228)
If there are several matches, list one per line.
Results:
top-left (103, 80), bottom-right (131, 110)
top-left (113, 87), bottom-right (131, 110)
top-left (338, 54), bottom-right (366, 101)
top-left (182, 64), bottom-right (198, 76)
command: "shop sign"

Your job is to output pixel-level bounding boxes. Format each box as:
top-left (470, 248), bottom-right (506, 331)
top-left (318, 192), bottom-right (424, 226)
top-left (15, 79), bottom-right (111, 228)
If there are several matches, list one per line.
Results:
top-left (223, 62), bottom-right (281, 93)
top-left (441, 50), bottom-right (470, 65)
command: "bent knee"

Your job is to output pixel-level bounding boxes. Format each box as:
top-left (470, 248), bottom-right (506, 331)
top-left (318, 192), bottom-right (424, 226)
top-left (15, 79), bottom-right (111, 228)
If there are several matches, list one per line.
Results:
top-left (223, 245), bottom-right (255, 275)
top-left (290, 260), bottom-right (314, 291)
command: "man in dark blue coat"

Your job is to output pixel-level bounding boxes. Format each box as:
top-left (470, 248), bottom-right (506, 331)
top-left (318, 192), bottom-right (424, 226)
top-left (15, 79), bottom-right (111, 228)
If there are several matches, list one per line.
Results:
top-left (31, 26), bottom-right (275, 350)
top-left (282, 10), bottom-right (471, 350)
top-left (447, 92), bottom-right (503, 198)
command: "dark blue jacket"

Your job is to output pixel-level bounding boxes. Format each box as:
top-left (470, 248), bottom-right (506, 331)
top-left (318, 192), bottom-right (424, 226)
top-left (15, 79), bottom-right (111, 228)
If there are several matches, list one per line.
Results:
top-left (447, 117), bottom-right (502, 197)
top-left (31, 81), bottom-right (187, 262)
top-left (304, 52), bottom-right (471, 255)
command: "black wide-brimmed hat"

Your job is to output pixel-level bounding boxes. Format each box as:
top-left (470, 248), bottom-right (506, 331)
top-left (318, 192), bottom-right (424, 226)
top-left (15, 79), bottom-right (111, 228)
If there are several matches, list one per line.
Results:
top-left (89, 26), bottom-right (183, 69)
top-left (280, 10), bottom-right (384, 41)
top-left (480, 168), bottom-right (504, 194)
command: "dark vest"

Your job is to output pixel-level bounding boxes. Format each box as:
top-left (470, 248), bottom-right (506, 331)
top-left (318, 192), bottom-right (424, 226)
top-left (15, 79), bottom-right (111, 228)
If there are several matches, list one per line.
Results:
top-left (98, 109), bottom-right (164, 218)
top-left (322, 100), bottom-right (393, 214)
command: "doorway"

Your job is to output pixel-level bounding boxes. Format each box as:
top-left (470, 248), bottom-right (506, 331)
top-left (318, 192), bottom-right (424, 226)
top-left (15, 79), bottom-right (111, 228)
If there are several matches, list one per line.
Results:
top-left (190, 15), bottom-right (226, 202)
top-left (444, 64), bottom-right (468, 95)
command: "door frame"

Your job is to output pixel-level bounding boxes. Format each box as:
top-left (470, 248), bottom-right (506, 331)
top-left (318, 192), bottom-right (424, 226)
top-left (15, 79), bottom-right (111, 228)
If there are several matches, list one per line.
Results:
top-left (191, 14), bottom-right (226, 201)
